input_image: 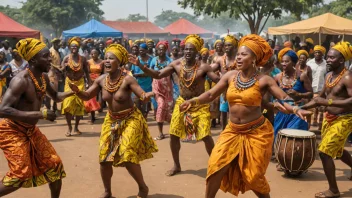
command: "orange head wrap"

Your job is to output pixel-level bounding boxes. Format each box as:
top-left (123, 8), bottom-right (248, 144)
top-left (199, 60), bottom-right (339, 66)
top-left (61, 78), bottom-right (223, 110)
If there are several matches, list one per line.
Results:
top-left (297, 50), bottom-right (309, 58)
top-left (238, 34), bottom-right (273, 67)
top-left (314, 45), bottom-right (326, 55)
top-left (278, 47), bottom-right (298, 63)
top-left (332, 41), bottom-right (352, 61)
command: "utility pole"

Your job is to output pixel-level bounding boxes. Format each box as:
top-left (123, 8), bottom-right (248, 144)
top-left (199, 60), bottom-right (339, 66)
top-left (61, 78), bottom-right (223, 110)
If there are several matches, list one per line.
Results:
top-left (146, 0), bottom-right (149, 22)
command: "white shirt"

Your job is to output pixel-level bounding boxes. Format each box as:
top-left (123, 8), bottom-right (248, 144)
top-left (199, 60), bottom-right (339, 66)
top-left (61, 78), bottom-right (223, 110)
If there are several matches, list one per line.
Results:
top-left (307, 59), bottom-right (327, 93)
top-left (9, 59), bottom-right (29, 77)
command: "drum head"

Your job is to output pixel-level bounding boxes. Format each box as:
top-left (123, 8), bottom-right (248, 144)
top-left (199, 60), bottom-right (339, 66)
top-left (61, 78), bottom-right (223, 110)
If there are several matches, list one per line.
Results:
top-left (279, 129), bottom-right (315, 138)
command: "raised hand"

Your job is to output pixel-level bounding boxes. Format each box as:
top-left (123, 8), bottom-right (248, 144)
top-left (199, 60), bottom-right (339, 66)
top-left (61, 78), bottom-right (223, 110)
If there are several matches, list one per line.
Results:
top-left (69, 83), bottom-right (79, 93)
top-left (128, 54), bottom-right (140, 66)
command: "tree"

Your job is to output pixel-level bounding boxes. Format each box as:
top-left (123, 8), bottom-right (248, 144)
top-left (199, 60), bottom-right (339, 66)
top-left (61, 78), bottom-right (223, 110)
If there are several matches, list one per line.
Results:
top-left (0, 5), bottom-right (24, 24)
top-left (117, 14), bottom-right (147, 22)
top-left (310, 0), bottom-right (352, 19)
top-left (22, 0), bottom-right (104, 37)
top-left (154, 10), bottom-right (198, 27)
top-left (178, 0), bottom-right (323, 34)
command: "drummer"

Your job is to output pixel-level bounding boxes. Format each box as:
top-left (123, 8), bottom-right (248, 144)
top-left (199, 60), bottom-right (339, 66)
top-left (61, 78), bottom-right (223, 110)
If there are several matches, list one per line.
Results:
top-left (302, 41), bottom-right (352, 198)
top-left (274, 48), bottom-right (313, 138)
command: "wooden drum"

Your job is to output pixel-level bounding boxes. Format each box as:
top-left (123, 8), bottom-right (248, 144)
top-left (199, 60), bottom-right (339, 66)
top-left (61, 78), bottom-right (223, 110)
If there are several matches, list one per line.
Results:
top-left (275, 129), bottom-right (316, 177)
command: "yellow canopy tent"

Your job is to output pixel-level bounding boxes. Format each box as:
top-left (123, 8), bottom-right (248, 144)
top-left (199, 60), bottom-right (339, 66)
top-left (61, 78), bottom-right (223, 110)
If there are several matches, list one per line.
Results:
top-left (268, 13), bottom-right (352, 43)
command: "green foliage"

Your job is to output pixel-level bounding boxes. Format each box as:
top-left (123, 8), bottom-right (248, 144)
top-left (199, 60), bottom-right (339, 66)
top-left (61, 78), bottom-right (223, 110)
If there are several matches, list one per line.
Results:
top-left (197, 13), bottom-right (249, 34)
top-left (0, 5), bottom-right (24, 23)
top-left (154, 10), bottom-right (198, 27)
top-left (310, 0), bottom-right (352, 19)
top-left (21, 0), bottom-right (104, 36)
top-left (178, 0), bottom-right (323, 34)
top-left (117, 14), bottom-right (147, 22)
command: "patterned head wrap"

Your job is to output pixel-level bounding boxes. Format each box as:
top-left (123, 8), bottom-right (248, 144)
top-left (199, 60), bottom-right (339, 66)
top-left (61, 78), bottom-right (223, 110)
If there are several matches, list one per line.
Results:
top-left (278, 48), bottom-right (298, 64)
top-left (68, 37), bottom-right (81, 47)
top-left (139, 43), bottom-right (148, 50)
top-left (238, 34), bottom-right (273, 67)
top-left (184, 34), bottom-right (204, 52)
top-left (156, 41), bottom-right (169, 50)
top-left (200, 48), bottom-right (209, 55)
top-left (105, 44), bottom-right (129, 65)
top-left (297, 50), bottom-right (309, 58)
top-left (284, 41), bottom-right (292, 48)
top-left (224, 35), bottom-right (238, 47)
top-left (332, 41), bottom-right (352, 61)
top-left (314, 45), bottom-right (326, 55)
top-left (213, 39), bottom-right (223, 48)
top-left (16, 38), bottom-right (47, 61)
top-left (306, 38), bottom-right (314, 45)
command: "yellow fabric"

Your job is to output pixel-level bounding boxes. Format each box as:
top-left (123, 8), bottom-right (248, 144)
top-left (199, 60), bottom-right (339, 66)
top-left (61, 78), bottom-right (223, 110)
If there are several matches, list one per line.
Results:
top-left (61, 77), bottom-right (85, 116)
top-left (314, 45), bottom-right (326, 55)
top-left (214, 39), bottom-right (223, 48)
top-left (169, 96), bottom-right (211, 140)
top-left (238, 34), bottom-right (273, 67)
top-left (16, 38), bottom-right (46, 61)
top-left (200, 48), bottom-right (209, 55)
top-left (49, 47), bottom-right (61, 69)
top-left (51, 38), bottom-right (60, 43)
top-left (297, 50), bottom-right (309, 58)
top-left (105, 44), bottom-right (129, 65)
top-left (278, 47), bottom-right (293, 62)
top-left (184, 34), bottom-right (204, 52)
top-left (224, 35), bottom-right (238, 46)
top-left (306, 38), bottom-right (314, 45)
top-left (332, 41), bottom-right (352, 61)
top-left (319, 114), bottom-right (352, 158)
top-left (68, 37), bottom-right (81, 47)
top-left (207, 116), bottom-right (273, 196)
top-left (147, 39), bottom-right (154, 44)
top-left (100, 107), bottom-right (158, 166)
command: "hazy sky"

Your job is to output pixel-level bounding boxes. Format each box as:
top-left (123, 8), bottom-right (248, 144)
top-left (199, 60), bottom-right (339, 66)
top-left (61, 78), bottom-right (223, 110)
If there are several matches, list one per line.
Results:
top-left (2, 0), bottom-right (194, 21)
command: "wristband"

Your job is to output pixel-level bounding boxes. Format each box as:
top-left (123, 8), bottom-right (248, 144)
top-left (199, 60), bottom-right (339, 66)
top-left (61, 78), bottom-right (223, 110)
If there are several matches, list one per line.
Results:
top-left (328, 99), bottom-right (333, 106)
top-left (140, 92), bottom-right (146, 101)
top-left (193, 97), bottom-right (200, 106)
top-left (293, 106), bottom-right (300, 114)
top-left (42, 109), bottom-right (48, 120)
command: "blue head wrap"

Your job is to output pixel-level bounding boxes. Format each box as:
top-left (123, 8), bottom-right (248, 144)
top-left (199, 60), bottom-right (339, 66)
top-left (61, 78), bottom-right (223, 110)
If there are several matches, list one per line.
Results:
top-left (285, 50), bottom-right (298, 64)
top-left (140, 43), bottom-right (148, 50)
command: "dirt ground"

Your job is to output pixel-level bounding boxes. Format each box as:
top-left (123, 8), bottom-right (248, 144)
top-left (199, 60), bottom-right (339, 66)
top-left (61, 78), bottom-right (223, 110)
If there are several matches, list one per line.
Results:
top-left (0, 112), bottom-right (351, 198)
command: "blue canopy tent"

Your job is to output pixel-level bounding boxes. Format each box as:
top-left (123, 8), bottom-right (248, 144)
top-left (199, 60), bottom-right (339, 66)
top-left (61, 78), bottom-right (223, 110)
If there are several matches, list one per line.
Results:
top-left (62, 19), bottom-right (123, 38)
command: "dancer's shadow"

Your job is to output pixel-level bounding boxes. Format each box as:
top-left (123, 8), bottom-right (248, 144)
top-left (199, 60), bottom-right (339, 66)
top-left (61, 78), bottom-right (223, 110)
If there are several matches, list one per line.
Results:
top-left (178, 168), bottom-right (207, 178)
top-left (49, 138), bottom-right (74, 143)
top-left (281, 168), bottom-right (351, 182)
top-left (76, 132), bottom-right (100, 138)
top-left (341, 188), bottom-right (352, 197)
top-left (128, 194), bottom-right (183, 198)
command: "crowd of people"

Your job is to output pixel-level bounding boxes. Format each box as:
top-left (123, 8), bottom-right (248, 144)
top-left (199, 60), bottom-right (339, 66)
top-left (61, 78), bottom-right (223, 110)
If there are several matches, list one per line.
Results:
top-left (0, 32), bottom-right (350, 198)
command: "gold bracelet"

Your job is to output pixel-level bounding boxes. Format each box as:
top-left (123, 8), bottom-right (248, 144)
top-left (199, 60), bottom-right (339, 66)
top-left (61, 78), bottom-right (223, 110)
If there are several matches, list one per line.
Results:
top-left (193, 97), bottom-right (200, 106)
top-left (140, 92), bottom-right (146, 101)
top-left (293, 106), bottom-right (299, 114)
top-left (42, 109), bottom-right (48, 120)
top-left (328, 98), bottom-right (333, 106)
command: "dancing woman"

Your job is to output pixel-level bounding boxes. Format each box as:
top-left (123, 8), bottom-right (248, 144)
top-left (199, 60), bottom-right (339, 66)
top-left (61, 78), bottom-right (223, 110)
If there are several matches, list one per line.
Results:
top-left (179, 34), bottom-right (312, 198)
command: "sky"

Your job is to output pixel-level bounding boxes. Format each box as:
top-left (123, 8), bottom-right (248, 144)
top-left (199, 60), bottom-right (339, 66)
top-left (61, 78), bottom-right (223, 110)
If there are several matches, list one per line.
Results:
top-left (2, 0), bottom-right (195, 21)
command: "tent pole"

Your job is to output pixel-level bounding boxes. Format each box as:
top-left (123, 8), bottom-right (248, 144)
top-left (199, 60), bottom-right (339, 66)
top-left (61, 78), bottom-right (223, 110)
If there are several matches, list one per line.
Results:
top-left (342, 34), bottom-right (345, 41)
top-left (319, 32), bottom-right (321, 45)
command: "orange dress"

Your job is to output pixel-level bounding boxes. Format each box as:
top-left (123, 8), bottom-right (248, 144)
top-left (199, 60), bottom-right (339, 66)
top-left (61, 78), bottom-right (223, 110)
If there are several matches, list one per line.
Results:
top-left (84, 59), bottom-right (102, 112)
top-left (206, 76), bottom-right (274, 196)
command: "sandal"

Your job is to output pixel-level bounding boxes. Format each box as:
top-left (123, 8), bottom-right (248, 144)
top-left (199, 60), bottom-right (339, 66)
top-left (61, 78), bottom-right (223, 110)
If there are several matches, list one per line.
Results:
top-left (154, 134), bottom-right (165, 141)
top-left (315, 190), bottom-right (340, 198)
top-left (72, 131), bottom-right (82, 136)
top-left (65, 132), bottom-right (71, 137)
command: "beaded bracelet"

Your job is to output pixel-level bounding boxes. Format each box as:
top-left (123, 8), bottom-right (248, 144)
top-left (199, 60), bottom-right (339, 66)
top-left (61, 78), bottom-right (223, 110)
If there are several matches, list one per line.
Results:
top-left (293, 106), bottom-right (300, 114)
top-left (140, 92), bottom-right (146, 101)
top-left (193, 97), bottom-right (200, 106)
top-left (328, 99), bottom-right (333, 106)
top-left (42, 109), bottom-right (48, 120)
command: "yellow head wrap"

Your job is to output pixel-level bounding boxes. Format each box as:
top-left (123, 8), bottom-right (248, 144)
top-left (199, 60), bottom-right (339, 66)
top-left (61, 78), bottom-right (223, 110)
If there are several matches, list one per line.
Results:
top-left (213, 39), bottom-right (223, 48)
top-left (184, 34), bottom-right (204, 52)
top-left (238, 34), bottom-right (273, 67)
top-left (15, 38), bottom-right (47, 61)
top-left (68, 37), bottom-right (81, 47)
top-left (224, 35), bottom-right (238, 47)
top-left (200, 48), bottom-right (209, 55)
top-left (314, 45), bottom-right (326, 55)
top-left (306, 38), bottom-right (314, 45)
top-left (51, 38), bottom-right (60, 43)
top-left (147, 39), bottom-right (154, 44)
top-left (332, 41), bottom-right (352, 61)
top-left (297, 50), bottom-right (309, 58)
top-left (105, 44), bottom-right (129, 65)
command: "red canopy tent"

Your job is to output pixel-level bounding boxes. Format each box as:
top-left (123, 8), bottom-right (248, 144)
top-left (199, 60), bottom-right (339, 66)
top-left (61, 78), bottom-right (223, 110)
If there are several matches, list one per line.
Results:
top-left (0, 12), bottom-right (40, 38)
top-left (164, 18), bottom-right (213, 38)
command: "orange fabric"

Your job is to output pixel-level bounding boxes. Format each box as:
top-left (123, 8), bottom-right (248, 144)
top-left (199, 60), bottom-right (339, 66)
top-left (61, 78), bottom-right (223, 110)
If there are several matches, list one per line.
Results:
top-left (0, 119), bottom-right (65, 187)
top-left (284, 41), bottom-right (293, 48)
top-left (84, 97), bottom-right (101, 112)
top-left (206, 116), bottom-right (273, 196)
top-left (227, 74), bottom-right (262, 107)
top-left (278, 47), bottom-right (293, 62)
top-left (88, 59), bottom-right (103, 81)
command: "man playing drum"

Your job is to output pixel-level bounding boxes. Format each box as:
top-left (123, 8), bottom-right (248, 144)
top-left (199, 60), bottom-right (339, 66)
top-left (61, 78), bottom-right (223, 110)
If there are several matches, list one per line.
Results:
top-left (302, 41), bottom-right (352, 198)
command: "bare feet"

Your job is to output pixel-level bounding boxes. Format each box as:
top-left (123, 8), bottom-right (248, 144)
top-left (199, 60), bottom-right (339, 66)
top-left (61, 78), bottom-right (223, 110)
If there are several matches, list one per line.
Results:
top-left (99, 191), bottom-right (112, 198)
top-left (72, 129), bottom-right (82, 136)
top-left (137, 186), bottom-right (149, 198)
top-left (165, 166), bottom-right (181, 177)
top-left (315, 190), bottom-right (340, 198)
top-left (65, 128), bottom-right (72, 137)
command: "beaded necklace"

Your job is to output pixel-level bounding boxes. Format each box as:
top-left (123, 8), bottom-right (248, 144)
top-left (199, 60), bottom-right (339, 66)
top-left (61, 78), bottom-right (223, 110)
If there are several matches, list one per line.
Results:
top-left (26, 68), bottom-right (46, 99)
top-left (68, 54), bottom-right (82, 72)
top-left (234, 70), bottom-right (258, 91)
top-left (325, 68), bottom-right (347, 88)
top-left (222, 54), bottom-right (236, 71)
top-left (104, 70), bottom-right (126, 93)
top-left (180, 58), bottom-right (198, 88)
top-left (155, 57), bottom-right (168, 70)
top-left (279, 71), bottom-right (297, 89)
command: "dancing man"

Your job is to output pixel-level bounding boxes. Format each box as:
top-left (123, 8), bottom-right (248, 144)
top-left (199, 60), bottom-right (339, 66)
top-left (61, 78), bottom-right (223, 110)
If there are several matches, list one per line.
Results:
top-left (128, 34), bottom-right (220, 176)
top-left (69, 44), bottom-right (158, 198)
top-left (0, 38), bottom-right (73, 197)
top-left (211, 35), bottom-right (238, 129)
top-left (61, 37), bottom-right (91, 137)
top-left (302, 42), bottom-right (352, 198)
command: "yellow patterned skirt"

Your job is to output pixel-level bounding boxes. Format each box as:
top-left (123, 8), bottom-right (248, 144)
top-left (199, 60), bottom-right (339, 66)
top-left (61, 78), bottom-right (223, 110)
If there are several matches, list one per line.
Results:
top-left (61, 77), bottom-right (85, 116)
top-left (319, 113), bottom-right (352, 158)
top-left (169, 96), bottom-right (211, 140)
top-left (207, 116), bottom-right (273, 196)
top-left (99, 107), bottom-right (158, 166)
top-left (0, 119), bottom-right (65, 188)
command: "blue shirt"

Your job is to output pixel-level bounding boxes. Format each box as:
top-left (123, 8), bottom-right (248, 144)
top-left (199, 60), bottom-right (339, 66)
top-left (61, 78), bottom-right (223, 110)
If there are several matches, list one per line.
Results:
top-left (150, 56), bottom-right (172, 71)
top-left (131, 55), bottom-right (153, 92)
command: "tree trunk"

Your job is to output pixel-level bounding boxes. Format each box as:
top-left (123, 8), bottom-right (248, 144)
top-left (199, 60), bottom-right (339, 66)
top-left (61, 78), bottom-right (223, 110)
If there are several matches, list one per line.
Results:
top-left (247, 19), bottom-right (256, 34)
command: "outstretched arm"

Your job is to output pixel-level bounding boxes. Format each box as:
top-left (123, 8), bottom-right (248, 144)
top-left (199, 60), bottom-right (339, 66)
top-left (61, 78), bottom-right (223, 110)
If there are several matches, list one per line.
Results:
top-left (127, 76), bottom-right (154, 101)
top-left (70, 75), bottom-right (103, 101)
top-left (83, 57), bottom-right (92, 85)
top-left (44, 74), bottom-right (74, 102)
top-left (204, 63), bottom-right (220, 83)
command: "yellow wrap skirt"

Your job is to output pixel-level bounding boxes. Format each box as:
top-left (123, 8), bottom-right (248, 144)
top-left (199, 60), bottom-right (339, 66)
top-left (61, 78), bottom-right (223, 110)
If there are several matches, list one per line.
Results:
top-left (169, 96), bottom-right (211, 140)
top-left (319, 113), bottom-right (352, 158)
top-left (99, 107), bottom-right (158, 166)
top-left (207, 116), bottom-right (273, 196)
top-left (61, 77), bottom-right (85, 116)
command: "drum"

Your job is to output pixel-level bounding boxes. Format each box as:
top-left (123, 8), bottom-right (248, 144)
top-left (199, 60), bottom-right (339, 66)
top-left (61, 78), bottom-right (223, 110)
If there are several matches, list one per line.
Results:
top-left (275, 129), bottom-right (316, 177)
